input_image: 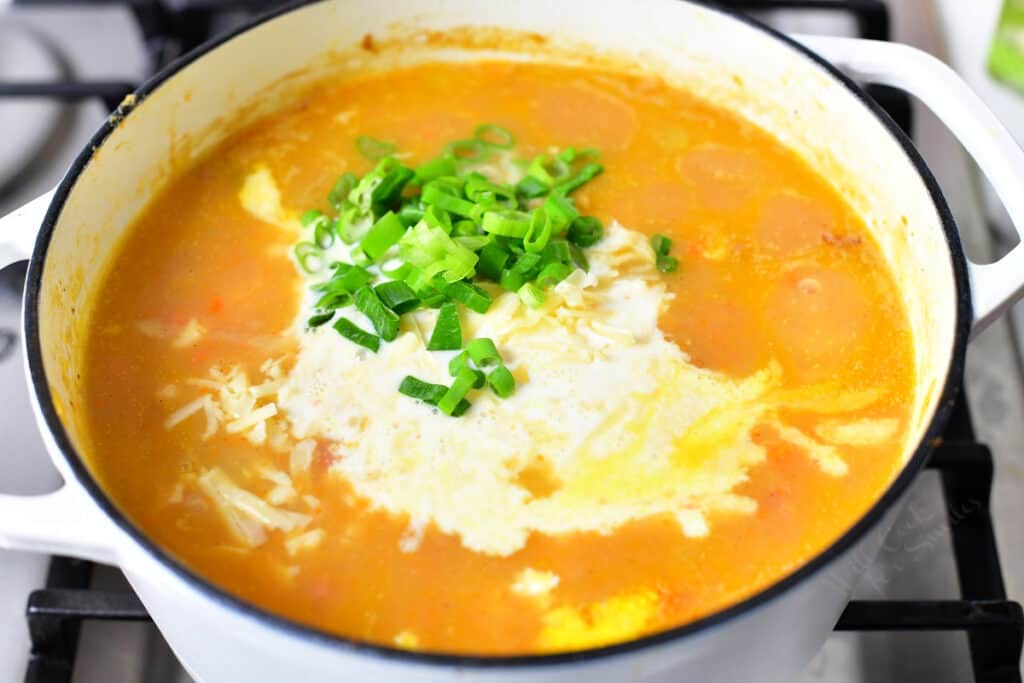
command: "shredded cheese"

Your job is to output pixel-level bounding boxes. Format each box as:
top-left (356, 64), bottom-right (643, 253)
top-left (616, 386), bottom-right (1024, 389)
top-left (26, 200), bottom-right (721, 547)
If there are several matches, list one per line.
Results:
top-left (285, 528), bottom-right (325, 556)
top-left (172, 318), bottom-right (206, 348)
top-left (198, 468), bottom-right (311, 547)
top-left (512, 569), bottom-right (560, 598)
top-left (816, 417), bottom-right (900, 446)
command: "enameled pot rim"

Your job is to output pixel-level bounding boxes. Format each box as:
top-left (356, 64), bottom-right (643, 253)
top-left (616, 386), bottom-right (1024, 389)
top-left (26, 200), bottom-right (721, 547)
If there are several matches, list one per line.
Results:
top-left (22, 0), bottom-right (972, 668)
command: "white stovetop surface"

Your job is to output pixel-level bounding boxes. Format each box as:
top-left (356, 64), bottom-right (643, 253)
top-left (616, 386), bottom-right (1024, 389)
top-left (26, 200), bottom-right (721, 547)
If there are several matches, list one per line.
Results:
top-left (0, 1), bottom-right (1022, 682)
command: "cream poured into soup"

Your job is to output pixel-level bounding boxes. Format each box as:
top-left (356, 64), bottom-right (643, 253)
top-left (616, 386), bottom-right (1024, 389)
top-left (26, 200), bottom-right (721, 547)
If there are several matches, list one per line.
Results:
top-left (83, 60), bottom-right (915, 654)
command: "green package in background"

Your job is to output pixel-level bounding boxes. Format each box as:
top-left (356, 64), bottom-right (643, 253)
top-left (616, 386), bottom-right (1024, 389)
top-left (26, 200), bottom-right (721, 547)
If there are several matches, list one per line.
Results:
top-left (990, 0), bottom-right (1024, 92)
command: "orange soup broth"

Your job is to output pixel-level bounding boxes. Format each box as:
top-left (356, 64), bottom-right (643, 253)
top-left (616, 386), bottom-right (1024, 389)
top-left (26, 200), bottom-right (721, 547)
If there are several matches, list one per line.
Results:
top-left (83, 61), bottom-right (915, 654)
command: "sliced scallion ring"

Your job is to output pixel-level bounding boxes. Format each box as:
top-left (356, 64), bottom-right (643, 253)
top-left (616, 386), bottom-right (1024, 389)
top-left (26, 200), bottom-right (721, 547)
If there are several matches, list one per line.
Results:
top-left (467, 338), bottom-right (502, 368)
top-left (445, 138), bottom-right (487, 162)
top-left (294, 242), bottom-right (324, 274)
top-left (474, 123), bottom-right (516, 149)
top-left (487, 365), bottom-right (516, 399)
top-left (517, 282), bottom-right (546, 309)
top-left (356, 135), bottom-right (397, 161)
top-left (481, 210), bottom-right (531, 238)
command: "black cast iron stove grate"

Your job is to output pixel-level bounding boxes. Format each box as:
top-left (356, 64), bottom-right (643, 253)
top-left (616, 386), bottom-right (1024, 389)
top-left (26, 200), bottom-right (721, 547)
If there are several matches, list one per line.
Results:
top-left (4, 1), bottom-right (1022, 682)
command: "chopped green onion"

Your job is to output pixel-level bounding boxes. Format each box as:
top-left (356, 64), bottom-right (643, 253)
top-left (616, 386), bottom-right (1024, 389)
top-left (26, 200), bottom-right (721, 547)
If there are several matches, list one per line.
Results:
top-left (426, 302), bottom-right (462, 351)
top-left (536, 261), bottom-right (573, 288)
top-left (543, 193), bottom-right (579, 234)
top-left (554, 162), bottom-right (604, 195)
top-left (370, 165), bottom-right (415, 210)
top-left (650, 234), bottom-right (678, 273)
top-left (300, 209), bottom-right (326, 228)
top-left (374, 280), bottom-right (420, 314)
top-left (541, 240), bottom-right (571, 266)
top-left (516, 174), bottom-right (549, 199)
top-left (398, 375), bottom-right (448, 403)
top-left (349, 157), bottom-right (398, 211)
top-left (327, 172), bottom-right (358, 209)
top-left (415, 156), bottom-right (457, 184)
top-left (467, 338), bottom-right (502, 368)
top-left (482, 210), bottom-right (531, 238)
top-left (477, 243), bottom-right (511, 281)
top-left (314, 219), bottom-right (335, 249)
top-left (526, 154), bottom-right (570, 186)
top-left (523, 210), bottom-right (552, 253)
top-left (354, 286), bottom-right (400, 342)
top-left (454, 235), bottom-right (491, 251)
top-left (356, 135), bottom-right (396, 160)
top-left (399, 221), bottom-right (478, 282)
top-left (397, 376), bottom-right (473, 416)
top-left (450, 399), bottom-right (472, 417)
top-left (359, 211), bottom-right (405, 262)
top-left (428, 175), bottom-right (466, 194)
top-left (335, 202), bottom-right (373, 244)
top-left (499, 253), bottom-right (542, 291)
top-left (465, 176), bottom-right (516, 206)
top-left (499, 236), bottom-right (526, 255)
top-left (474, 123), bottom-right (515, 149)
top-left (469, 200), bottom-right (498, 225)
top-left (306, 311), bottom-right (335, 328)
top-left (487, 365), bottom-right (516, 399)
top-left (656, 254), bottom-right (679, 273)
top-left (438, 367), bottom-right (477, 416)
top-left (568, 242), bottom-right (589, 272)
top-left (518, 282), bottom-right (546, 308)
top-left (294, 242), bottom-right (324, 274)
top-left (500, 267), bottom-right (526, 292)
top-left (349, 245), bottom-right (372, 267)
top-left (444, 280), bottom-right (493, 314)
top-left (331, 263), bottom-right (373, 292)
top-left (381, 261), bottom-right (414, 280)
top-left (423, 205), bottom-right (453, 232)
top-left (333, 317), bottom-right (380, 352)
top-left (568, 216), bottom-right (604, 247)
top-left (421, 183), bottom-right (476, 217)
top-left (447, 354), bottom-right (486, 389)
top-left (421, 291), bottom-right (448, 308)
top-left (303, 211), bottom-right (334, 250)
top-left (508, 252), bottom-right (543, 277)
top-left (651, 234), bottom-right (673, 256)
top-left (397, 202), bottom-right (425, 227)
top-left (313, 291), bottom-right (351, 310)
top-left (453, 221), bottom-right (480, 238)
top-left (449, 350), bottom-right (470, 377)
top-left (445, 138), bottom-right (487, 161)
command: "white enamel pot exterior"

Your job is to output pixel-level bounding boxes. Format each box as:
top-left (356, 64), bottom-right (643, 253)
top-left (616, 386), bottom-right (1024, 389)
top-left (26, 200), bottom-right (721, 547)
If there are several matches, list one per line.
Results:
top-left (2, 2), bottom-right (1024, 682)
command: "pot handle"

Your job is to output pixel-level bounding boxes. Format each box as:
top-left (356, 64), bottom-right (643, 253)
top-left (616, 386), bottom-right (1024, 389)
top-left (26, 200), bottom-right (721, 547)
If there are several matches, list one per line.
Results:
top-left (0, 190), bottom-right (52, 268)
top-left (0, 487), bottom-right (120, 565)
top-left (794, 35), bottom-right (1024, 333)
top-left (0, 191), bottom-right (122, 565)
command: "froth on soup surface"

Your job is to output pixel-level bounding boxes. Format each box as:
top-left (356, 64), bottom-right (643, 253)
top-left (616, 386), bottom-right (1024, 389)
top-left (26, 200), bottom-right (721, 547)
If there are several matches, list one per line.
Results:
top-left (83, 60), bottom-right (914, 654)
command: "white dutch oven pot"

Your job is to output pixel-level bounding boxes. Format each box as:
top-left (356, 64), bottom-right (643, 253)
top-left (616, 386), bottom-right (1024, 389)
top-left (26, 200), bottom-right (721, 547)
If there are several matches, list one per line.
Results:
top-left (2, 1), bottom-right (1024, 681)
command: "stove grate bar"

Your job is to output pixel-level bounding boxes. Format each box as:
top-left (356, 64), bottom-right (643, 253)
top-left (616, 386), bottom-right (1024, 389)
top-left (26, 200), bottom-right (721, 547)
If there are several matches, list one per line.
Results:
top-left (836, 599), bottom-right (1024, 631)
top-left (0, 82), bottom-right (137, 113)
top-left (27, 589), bottom-right (149, 622)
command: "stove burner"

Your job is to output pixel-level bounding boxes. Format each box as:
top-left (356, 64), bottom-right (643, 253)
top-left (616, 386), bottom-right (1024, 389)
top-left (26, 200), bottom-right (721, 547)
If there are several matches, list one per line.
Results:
top-left (0, 22), bottom-right (70, 195)
top-left (0, 329), bottom-right (15, 362)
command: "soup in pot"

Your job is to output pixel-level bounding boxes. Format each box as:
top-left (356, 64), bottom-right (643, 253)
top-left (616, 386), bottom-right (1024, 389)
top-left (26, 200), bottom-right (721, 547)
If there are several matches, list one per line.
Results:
top-left (82, 59), bottom-right (914, 654)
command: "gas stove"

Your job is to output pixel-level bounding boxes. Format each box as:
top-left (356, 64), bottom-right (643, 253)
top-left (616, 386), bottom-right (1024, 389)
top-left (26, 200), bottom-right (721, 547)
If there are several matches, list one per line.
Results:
top-left (1, 2), bottom-right (1022, 682)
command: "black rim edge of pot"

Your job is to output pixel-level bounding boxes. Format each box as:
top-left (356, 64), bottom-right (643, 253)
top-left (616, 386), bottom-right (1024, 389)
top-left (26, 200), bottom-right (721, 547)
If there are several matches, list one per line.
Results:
top-left (22, 0), bottom-right (972, 669)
